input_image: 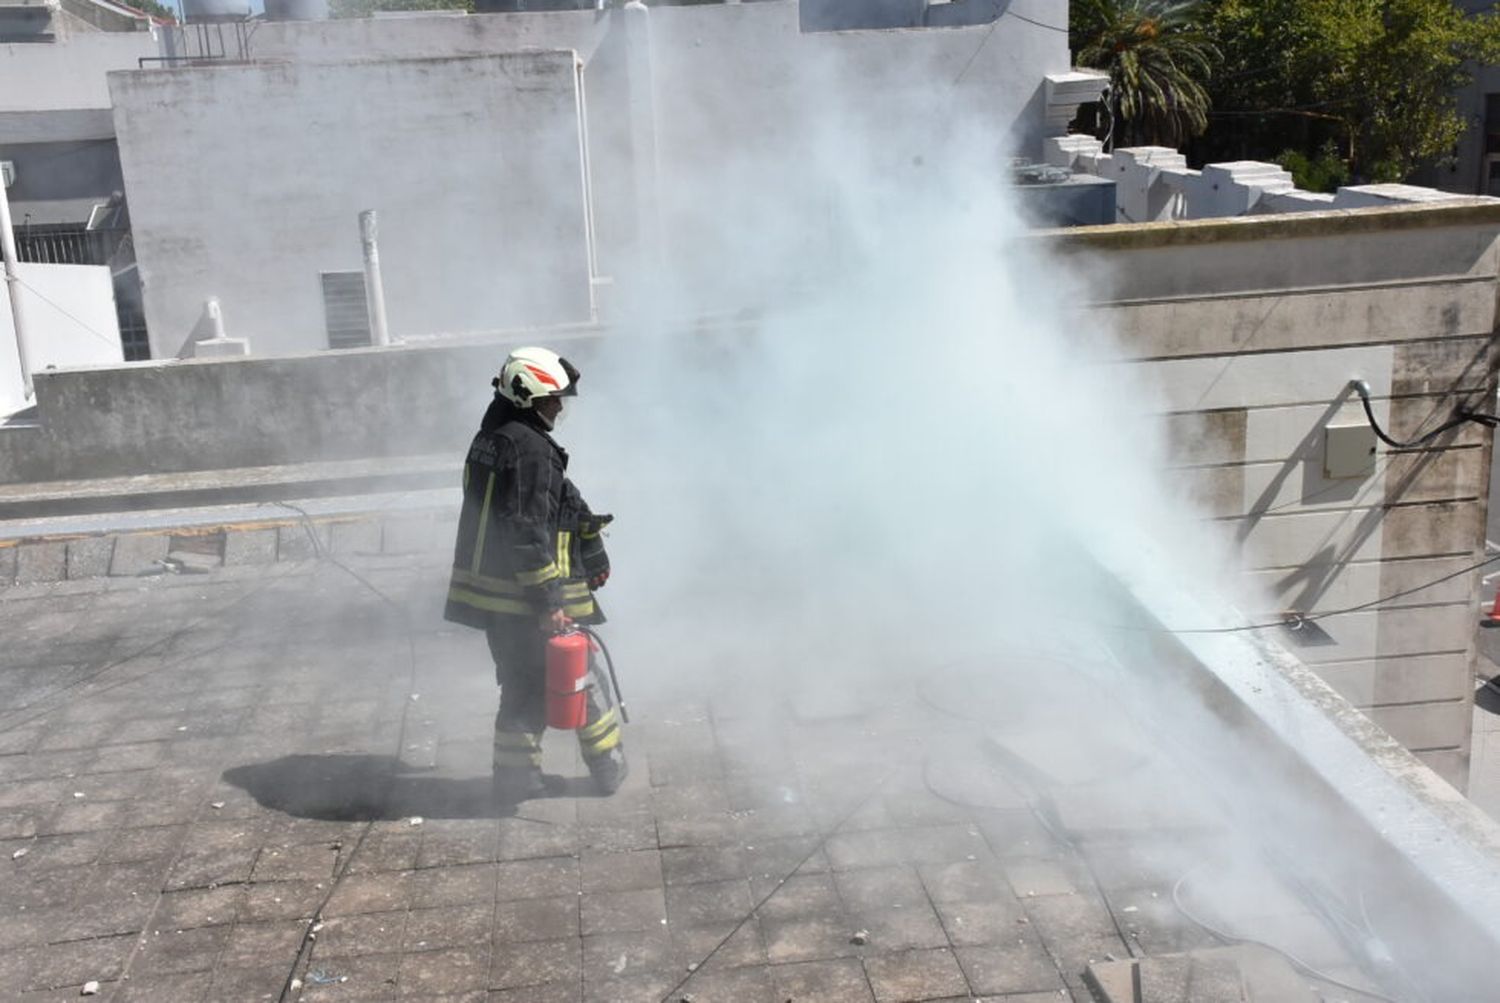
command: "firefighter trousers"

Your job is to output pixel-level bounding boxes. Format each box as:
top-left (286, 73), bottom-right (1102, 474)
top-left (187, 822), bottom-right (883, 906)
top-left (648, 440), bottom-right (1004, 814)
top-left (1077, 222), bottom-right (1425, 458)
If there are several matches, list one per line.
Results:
top-left (485, 620), bottom-right (623, 775)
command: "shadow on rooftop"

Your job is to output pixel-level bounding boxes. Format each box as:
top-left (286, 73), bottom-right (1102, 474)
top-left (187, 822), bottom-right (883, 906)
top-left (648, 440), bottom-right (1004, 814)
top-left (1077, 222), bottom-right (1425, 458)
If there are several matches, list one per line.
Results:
top-left (222, 753), bottom-right (601, 821)
top-left (1478, 677), bottom-right (1500, 716)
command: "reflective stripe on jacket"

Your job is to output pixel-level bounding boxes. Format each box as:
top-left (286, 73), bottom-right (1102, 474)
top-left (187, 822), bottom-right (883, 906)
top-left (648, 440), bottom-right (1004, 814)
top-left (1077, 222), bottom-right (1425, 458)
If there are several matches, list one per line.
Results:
top-left (444, 400), bottom-right (604, 629)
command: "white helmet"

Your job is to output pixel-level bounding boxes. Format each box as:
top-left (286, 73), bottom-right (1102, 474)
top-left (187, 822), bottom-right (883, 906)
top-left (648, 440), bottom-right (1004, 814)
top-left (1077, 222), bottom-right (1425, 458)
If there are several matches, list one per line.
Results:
top-left (494, 346), bottom-right (580, 409)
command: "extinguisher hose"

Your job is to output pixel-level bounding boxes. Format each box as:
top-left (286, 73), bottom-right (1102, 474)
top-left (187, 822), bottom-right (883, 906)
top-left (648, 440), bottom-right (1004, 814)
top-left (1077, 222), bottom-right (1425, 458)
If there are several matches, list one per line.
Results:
top-left (578, 626), bottom-right (629, 725)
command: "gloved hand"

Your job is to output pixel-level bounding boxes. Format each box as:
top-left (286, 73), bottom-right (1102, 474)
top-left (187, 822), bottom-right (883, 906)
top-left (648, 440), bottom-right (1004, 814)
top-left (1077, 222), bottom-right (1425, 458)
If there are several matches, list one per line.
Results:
top-left (580, 513), bottom-right (612, 591)
top-left (541, 609), bottom-right (572, 634)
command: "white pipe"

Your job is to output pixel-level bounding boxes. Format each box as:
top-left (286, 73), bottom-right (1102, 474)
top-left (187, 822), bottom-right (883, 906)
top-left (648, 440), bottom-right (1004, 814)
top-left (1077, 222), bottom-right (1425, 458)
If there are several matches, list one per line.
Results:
top-left (0, 173), bottom-right (34, 400)
top-left (359, 210), bottom-right (391, 347)
top-left (205, 296), bottom-right (226, 340)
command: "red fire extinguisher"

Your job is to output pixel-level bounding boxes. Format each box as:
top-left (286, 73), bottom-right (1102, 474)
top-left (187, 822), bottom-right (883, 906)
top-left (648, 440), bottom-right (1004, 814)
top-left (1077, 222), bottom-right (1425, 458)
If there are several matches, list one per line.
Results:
top-left (545, 630), bottom-right (591, 730)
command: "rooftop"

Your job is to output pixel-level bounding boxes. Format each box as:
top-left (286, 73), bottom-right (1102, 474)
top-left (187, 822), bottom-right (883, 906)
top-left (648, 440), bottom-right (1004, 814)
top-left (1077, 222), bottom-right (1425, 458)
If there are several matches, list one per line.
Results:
top-left (0, 546), bottom-right (1464, 1002)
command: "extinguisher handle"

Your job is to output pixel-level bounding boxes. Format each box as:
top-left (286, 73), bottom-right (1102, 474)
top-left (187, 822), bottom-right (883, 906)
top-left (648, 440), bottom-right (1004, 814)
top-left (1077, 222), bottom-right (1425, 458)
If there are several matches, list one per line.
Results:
top-left (579, 625), bottom-right (629, 726)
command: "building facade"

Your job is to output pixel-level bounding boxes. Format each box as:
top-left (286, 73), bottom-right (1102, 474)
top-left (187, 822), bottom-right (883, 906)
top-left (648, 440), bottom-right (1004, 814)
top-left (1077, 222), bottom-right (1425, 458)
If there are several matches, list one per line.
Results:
top-left (0, 1), bottom-right (161, 358)
top-left (106, 0), bottom-right (1084, 358)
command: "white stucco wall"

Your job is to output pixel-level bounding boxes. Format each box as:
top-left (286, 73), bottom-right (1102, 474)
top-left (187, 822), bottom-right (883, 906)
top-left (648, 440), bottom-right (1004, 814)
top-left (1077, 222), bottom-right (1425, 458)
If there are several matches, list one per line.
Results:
top-left (0, 32), bottom-right (160, 145)
top-left (108, 52), bottom-right (596, 359)
top-left (0, 33), bottom-right (159, 114)
top-left (1065, 204), bottom-right (1500, 786)
top-left (110, 1), bottom-right (1070, 355)
top-left (0, 263), bottom-right (122, 418)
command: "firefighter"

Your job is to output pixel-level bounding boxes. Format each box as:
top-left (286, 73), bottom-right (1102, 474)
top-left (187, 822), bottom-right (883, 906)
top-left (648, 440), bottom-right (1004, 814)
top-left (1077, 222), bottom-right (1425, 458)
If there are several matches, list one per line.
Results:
top-left (444, 346), bottom-right (626, 802)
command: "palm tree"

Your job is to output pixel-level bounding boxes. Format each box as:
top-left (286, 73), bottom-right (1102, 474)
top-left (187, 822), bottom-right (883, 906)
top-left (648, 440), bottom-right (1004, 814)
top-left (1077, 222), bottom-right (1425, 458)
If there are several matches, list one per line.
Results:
top-left (1072, 0), bottom-right (1218, 148)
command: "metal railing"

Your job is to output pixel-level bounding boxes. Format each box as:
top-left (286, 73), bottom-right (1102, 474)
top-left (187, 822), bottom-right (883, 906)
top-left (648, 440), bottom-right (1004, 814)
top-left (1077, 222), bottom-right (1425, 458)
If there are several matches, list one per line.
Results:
top-left (15, 227), bottom-right (127, 267)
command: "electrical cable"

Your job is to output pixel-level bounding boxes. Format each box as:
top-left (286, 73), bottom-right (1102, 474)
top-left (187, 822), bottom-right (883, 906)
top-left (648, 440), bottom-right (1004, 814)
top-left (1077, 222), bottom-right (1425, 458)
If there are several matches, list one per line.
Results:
top-left (267, 502), bottom-right (424, 1003)
top-left (1225, 382), bottom-right (1492, 522)
top-left (1001, 7), bottom-right (1069, 33)
top-left (660, 770), bottom-right (893, 1003)
top-left (916, 681), bottom-right (1407, 1002)
top-left (1350, 379), bottom-right (1499, 450)
top-left (921, 744), bottom-right (1141, 967)
top-left (0, 565), bottom-right (291, 736)
top-left (1170, 866), bottom-right (1402, 1003)
top-left (577, 624), bottom-right (629, 724)
top-left (1106, 381), bottom-right (1500, 630)
top-left (1118, 551), bottom-right (1500, 636)
top-left (951, 17), bottom-right (1001, 85)
top-left (953, 4), bottom-right (1069, 85)
top-left (13, 275), bottom-right (128, 352)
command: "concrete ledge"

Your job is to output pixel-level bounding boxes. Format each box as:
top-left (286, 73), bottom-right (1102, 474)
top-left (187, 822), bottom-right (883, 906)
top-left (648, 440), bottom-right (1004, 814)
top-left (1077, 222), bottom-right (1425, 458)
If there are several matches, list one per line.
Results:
top-left (0, 493), bottom-right (458, 586)
top-left (0, 456), bottom-right (454, 520)
top-left (1043, 200), bottom-right (1500, 252)
top-left (1087, 529), bottom-right (1500, 997)
top-left (65, 536), bottom-right (114, 579)
top-left (15, 542), bottom-right (65, 583)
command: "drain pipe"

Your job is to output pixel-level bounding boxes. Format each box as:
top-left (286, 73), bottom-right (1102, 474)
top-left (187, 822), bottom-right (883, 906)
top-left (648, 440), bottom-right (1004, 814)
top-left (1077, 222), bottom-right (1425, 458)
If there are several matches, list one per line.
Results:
top-left (0, 171), bottom-right (34, 399)
top-left (359, 209), bottom-right (391, 347)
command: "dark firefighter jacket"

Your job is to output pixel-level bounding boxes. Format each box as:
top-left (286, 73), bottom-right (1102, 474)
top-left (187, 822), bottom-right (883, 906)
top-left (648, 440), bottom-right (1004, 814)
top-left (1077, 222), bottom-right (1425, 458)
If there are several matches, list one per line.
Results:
top-left (444, 398), bottom-right (606, 630)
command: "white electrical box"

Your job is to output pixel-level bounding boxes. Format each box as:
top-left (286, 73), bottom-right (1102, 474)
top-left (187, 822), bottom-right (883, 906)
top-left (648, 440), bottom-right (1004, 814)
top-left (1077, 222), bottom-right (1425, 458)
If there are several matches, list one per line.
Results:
top-left (0, 162), bottom-right (14, 189)
top-left (1324, 423), bottom-right (1376, 479)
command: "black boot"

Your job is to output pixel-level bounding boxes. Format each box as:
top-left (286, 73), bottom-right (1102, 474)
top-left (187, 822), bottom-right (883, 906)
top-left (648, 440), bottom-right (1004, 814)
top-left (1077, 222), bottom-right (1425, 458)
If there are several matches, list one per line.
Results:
top-left (493, 765), bottom-right (547, 804)
top-left (586, 748), bottom-right (629, 795)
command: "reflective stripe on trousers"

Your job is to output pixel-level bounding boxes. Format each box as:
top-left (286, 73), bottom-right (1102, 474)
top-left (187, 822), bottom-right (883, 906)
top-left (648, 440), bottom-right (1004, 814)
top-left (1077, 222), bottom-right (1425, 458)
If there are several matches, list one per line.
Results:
top-left (578, 706), bottom-right (621, 760)
top-left (493, 729), bottom-right (542, 769)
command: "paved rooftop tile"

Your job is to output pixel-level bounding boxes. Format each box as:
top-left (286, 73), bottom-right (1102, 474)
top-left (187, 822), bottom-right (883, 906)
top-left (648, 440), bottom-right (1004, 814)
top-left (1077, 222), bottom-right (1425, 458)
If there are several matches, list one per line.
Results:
top-left (0, 556), bottom-right (1392, 1002)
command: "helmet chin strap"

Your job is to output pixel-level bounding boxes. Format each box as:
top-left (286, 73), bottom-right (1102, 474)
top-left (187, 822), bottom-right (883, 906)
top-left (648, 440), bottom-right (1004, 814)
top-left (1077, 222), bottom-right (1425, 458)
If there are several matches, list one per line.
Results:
top-left (534, 398), bottom-right (562, 431)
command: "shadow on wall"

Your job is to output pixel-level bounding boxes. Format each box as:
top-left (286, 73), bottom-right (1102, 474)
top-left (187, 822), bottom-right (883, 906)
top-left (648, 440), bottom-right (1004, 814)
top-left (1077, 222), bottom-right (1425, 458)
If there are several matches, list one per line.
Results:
top-left (1479, 678), bottom-right (1500, 715)
top-left (222, 754), bottom-right (606, 820)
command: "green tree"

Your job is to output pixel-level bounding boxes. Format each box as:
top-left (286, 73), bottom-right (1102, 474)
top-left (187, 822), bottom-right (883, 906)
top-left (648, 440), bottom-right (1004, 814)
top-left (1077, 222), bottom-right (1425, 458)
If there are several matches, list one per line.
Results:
top-left (129, 0), bottom-right (177, 21)
top-left (1072, 0), bottom-right (1219, 147)
top-left (1276, 141), bottom-right (1351, 191)
top-left (1200, 0), bottom-right (1500, 182)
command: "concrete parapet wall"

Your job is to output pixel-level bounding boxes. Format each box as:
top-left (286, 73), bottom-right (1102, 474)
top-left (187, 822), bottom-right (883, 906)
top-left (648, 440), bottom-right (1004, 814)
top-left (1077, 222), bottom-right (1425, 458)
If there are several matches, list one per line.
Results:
top-left (0, 503), bottom-right (458, 585)
top-left (0, 335), bottom-right (577, 484)
top-left (1055, 200), bottom-right (1500, 786)
top-left (1044, 136), bottom-right (1499, 224)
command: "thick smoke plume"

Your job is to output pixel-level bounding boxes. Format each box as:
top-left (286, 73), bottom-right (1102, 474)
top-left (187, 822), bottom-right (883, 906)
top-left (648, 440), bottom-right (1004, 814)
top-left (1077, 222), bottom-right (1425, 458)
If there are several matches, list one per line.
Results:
top-left (571, 92), bottom-right (1229, 701)
top-left (526, 24), bottom-right (1470, 1001)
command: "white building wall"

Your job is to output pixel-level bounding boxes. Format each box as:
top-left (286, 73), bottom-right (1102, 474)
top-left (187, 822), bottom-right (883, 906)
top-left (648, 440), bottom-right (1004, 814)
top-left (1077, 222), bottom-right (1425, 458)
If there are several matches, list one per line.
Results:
top-left (108, 52), bottom-right (595, 359)
top-left (0, 32), bottom-right (158, 115)
top-left (0, 32), bottom-right (160, 145)
top-left (1066, 205), bottom-right (1500, 787)
top-left (110, 1), bottom-right (1071, 355)
top-left (0, 263), bottom-right (122, 418)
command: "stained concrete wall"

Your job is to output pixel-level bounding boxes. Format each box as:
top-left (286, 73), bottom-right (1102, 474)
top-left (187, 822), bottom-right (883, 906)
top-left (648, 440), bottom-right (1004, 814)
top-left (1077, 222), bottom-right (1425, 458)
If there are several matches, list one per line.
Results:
top-left (107, 52), bottom-right (596, 359)
top-left (0, 336), bottom-right (507, 482)
top-left (0, 262), bottom-right (123, 417)
top-left (109, 1), bottom-right (1069, 355)
top-left (1059, 201), bottom-right (1500, 787)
